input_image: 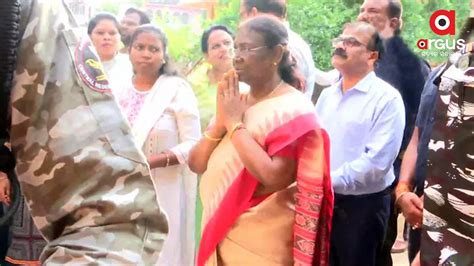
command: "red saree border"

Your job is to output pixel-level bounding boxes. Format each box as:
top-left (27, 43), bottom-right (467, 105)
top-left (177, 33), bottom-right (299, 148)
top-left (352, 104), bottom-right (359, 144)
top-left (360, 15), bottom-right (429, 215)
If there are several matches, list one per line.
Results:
top-left (197, 113), bottom-right (333, 266)
top-left (5, 257), bottom-right (41, 265)
top-left (265, 113), bottom-right (318, 154)
top-left (294, 128), bottom-right (333, 266)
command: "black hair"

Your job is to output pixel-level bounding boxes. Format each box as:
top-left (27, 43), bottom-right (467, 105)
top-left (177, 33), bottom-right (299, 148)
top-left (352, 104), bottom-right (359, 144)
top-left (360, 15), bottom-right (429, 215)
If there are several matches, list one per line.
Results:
top-left (129, 24), bottom-right (178, 76)
top-left (344, 21), bottom-right (384, 61)
top-left (387, 0), bottom-right (402, 19)
top-left (125, 7), bottom-right (151, 25)
top-left (201, 25), bottom-right (234, 53)
top-left (387, 0), bottom-right (402, 35)
top-left (243, 0), bottom-right (286, 19)
top-left (244, 15), bottom-right (304, 90)
top-left (87, 13), bottom-right (120, 35)
top-left (458, 16), bottom-right (474, 44)
top-left (368, 31), bottom-right (384, 59)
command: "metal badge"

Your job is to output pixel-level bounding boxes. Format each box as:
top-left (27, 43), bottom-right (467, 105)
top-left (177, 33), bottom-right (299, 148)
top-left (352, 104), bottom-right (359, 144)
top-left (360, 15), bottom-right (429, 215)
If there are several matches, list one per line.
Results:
top-left (456, 53), bottom-right (470, 71)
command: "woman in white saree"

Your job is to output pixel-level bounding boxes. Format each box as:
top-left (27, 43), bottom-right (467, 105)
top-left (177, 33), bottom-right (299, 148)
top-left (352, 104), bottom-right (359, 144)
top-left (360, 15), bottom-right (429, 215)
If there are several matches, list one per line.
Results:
top-left (117, 24), bottom-right (200, 266)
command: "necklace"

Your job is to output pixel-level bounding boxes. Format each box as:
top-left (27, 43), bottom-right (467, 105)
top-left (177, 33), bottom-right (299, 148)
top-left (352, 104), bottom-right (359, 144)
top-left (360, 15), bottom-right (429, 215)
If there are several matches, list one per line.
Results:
top-left (249, 80), bottom-right (285, 105)
top-left (266, 80), bottom-right (284, 98)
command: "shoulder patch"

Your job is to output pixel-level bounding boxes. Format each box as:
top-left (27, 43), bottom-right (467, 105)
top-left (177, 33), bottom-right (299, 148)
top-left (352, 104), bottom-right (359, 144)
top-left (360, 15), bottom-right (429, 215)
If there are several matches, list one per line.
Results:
top-left (74, 38), bottom-right (111, 93)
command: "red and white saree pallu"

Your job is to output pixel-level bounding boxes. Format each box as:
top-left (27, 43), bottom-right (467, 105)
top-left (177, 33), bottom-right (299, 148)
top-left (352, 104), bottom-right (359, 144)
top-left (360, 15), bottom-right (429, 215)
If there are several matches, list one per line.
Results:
top-left (198, 92), bottom-right (333, 266)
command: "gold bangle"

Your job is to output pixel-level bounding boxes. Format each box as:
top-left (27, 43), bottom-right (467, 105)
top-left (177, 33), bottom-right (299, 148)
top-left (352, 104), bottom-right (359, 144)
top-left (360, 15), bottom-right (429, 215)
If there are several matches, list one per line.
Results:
top-left (229, 122), bottom-right (245, 139)
top-left (203, 131), bottom-right (222, 142)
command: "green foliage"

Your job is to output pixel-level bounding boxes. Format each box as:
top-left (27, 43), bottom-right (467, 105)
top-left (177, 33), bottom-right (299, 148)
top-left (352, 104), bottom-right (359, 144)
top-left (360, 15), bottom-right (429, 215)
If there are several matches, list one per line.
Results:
top-left (94, 0), bottom-right (472, 74)
top-left (288, 0), bottom-right (358, 70)
top-left (212, 0), bottom-right (240, 32)
top-left (400, 0), bottom-right (470, 65)
top-left (212, 0), bottom-right (470, 69)
top-left (99, 2), bottom-right (120, 14)
top-left (97, 0), bottom-right (471, 70)
top-left (211, 0), bottom-right (359, 70)
top-left (155, 17), bottom-right (202, 71)
top-left (288, 0), bottom-right (470, 69)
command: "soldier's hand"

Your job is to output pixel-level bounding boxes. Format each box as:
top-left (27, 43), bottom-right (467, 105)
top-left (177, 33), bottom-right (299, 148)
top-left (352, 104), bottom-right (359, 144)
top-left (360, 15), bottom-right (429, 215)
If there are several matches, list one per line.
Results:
top-left (398, 192), bottom-right (423, 228)
top-left (0, 172), bottom-right (11, 205)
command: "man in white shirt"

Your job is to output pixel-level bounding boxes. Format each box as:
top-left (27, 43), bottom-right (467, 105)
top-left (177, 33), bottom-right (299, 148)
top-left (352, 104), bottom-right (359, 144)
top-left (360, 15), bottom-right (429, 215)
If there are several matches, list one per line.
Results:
top-left (315, 22), bottom-right (405, 266)
top-left (239, 0), bottom-right (317, 99)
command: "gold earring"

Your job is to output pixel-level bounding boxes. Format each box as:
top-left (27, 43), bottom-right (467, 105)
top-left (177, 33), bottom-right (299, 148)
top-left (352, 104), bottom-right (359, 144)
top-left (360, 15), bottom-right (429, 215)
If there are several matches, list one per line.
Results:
top-left (273, 62), bottom-right (277, 66)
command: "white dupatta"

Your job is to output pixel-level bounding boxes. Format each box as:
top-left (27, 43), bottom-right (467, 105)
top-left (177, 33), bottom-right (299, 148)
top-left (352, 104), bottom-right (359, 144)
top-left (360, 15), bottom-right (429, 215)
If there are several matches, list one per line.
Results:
top-left (119, 74), bottom-right (200, 265)
top-left (131, 75), bottom-right (180, 148)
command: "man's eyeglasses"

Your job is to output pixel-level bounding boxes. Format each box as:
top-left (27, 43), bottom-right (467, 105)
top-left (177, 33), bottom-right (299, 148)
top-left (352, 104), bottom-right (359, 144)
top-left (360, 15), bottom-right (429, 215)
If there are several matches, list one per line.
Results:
top-left (332, 36), bottom-right (366, 48)
top-left (233, 45), bottom-right (268, 55)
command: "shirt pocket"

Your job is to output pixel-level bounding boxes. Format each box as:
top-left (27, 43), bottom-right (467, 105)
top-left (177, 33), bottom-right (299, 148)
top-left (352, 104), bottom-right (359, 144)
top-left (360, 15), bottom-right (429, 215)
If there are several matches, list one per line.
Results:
top-left (344, 121), bottom-right (369, 154)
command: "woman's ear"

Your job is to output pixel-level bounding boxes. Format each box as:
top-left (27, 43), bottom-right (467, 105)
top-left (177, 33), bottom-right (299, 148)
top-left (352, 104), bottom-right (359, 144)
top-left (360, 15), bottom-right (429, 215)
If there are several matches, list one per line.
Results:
top-left (250, 7), bottom-right (259, 17)
top-left (273, 44), bottom-right (284, 65)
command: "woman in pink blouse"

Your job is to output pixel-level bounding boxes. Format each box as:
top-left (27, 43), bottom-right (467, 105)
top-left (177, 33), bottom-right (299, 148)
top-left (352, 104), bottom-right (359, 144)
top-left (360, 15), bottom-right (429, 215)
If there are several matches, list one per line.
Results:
top-left (117, 24), bottom-right (201, 266)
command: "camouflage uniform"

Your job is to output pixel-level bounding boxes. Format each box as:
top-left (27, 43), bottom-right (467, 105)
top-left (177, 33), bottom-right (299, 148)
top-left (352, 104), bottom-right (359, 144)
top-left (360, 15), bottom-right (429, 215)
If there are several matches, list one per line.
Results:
top-left (10, 0), bottom-right (168, 264)
top-left (421, 64), bottom-right (474, 265)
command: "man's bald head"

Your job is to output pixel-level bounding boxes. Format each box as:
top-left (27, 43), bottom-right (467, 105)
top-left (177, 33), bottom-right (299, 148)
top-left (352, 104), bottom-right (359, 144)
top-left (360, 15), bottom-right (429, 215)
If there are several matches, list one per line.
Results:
top-left (358, 0), bottom-right (403, 38)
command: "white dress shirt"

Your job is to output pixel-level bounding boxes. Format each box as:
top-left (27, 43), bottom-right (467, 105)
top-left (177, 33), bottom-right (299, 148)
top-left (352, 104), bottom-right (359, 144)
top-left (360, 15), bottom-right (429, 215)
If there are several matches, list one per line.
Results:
top-left (315, 71), bottom-right (405, 195)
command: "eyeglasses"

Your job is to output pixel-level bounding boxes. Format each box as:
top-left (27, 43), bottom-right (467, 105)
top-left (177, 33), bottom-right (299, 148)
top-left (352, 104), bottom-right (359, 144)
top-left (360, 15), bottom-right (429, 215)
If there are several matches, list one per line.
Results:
top-left (233, 45), bottom-right (268, 55)
top-left (332, 36), bottom-right (366, 48)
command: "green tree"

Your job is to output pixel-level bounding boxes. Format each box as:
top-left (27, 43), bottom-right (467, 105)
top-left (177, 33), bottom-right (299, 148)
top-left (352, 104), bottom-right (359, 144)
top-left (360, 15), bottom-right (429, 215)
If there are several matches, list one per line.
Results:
top-left (287, 0), bottom-right (358, 70)
top-left (153, 16), bottom-right (202, 73)
top-left (289, 0), bottom-right (470, 69)
top-left (98, 2), bottom-right (120, 14)
top-left (213, 0), bottom-right (470, 69)
top-left (213, 0), bottom-right (240, 31)
top-left (400, 0), bottom-right (469, 65)
top-left (212, 0), bottom-right (359, 70)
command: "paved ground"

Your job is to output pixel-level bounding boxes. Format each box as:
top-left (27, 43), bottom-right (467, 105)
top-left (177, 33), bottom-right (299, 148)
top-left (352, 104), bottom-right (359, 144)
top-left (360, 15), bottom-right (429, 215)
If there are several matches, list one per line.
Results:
top-left (393, 248), bottom-right (409, 266)
top-left (392, 215), bottom-right (410, 266)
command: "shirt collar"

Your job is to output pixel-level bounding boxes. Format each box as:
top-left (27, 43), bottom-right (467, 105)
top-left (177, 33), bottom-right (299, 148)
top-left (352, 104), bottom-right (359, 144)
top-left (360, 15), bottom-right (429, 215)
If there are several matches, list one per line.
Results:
top-left (338, 71), bottom-right (375, 93)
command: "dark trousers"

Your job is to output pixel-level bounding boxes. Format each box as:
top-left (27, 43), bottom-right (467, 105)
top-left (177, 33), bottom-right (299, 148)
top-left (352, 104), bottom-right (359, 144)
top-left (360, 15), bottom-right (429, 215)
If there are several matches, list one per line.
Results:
top-left (408, 228), bottom-right (421, 263)
top-left (0, 206), bottom-right (11, 263)
top-left (330, 191), bottom-right (391, 266)
top-left (377, 192), bottom-right (398, 266)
